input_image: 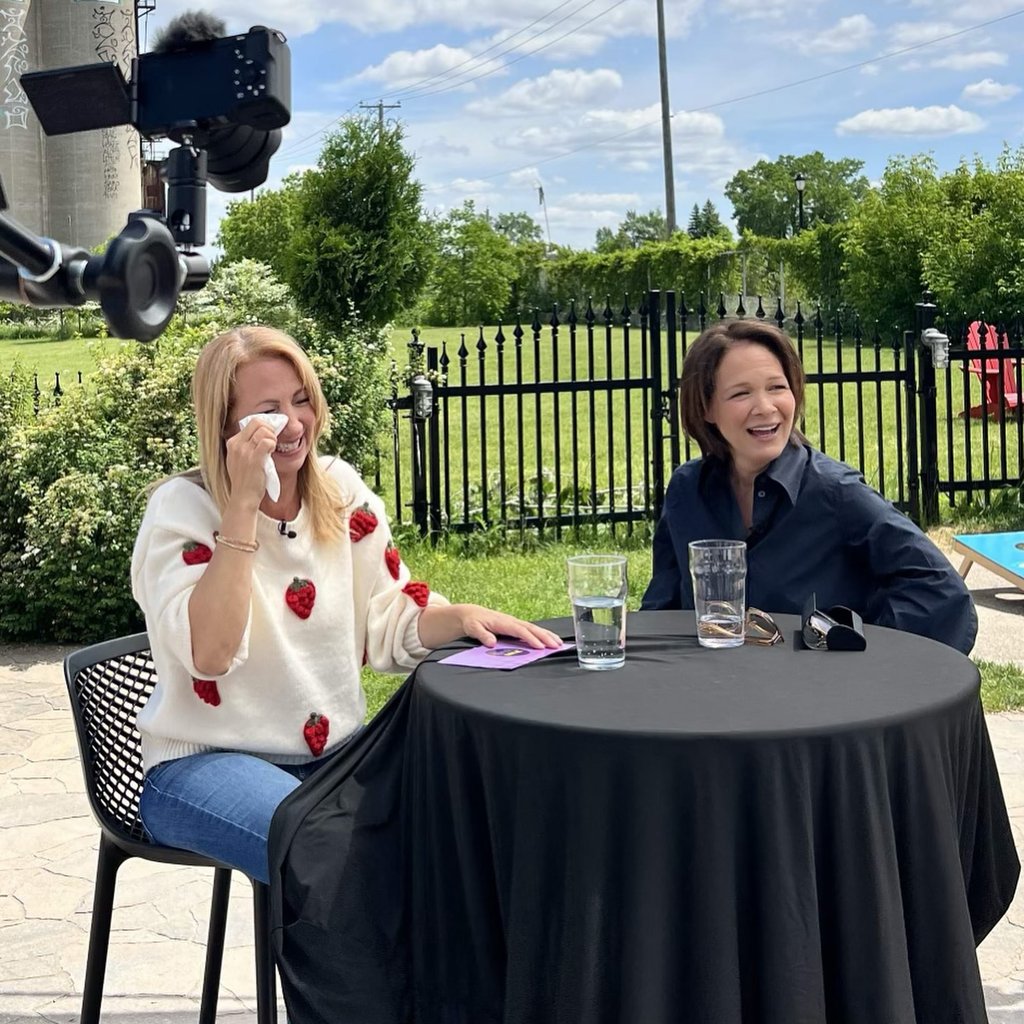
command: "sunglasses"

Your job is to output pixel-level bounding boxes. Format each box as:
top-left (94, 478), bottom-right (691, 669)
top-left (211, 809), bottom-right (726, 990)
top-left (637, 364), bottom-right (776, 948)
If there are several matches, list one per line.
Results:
top-left (699, 607), bottom-right (784, 646)
top-left (745, 607), bottom-right (784, 646)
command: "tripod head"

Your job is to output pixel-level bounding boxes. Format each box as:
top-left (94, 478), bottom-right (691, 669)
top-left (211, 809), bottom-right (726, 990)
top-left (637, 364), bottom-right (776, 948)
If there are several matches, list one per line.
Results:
top-left (0, 18), bottom-right (291, 341)
top-left (0, 179), bottom-right (208, 340)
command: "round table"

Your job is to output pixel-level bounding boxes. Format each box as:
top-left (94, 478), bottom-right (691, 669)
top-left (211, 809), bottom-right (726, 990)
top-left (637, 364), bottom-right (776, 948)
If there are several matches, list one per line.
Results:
top-left (403, 611), bottom-right (1019, 1024)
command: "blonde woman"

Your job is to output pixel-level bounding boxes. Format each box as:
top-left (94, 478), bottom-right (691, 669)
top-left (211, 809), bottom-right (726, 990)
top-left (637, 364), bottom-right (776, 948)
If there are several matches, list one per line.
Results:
top-left (131, 326), bottom-right (559, 883)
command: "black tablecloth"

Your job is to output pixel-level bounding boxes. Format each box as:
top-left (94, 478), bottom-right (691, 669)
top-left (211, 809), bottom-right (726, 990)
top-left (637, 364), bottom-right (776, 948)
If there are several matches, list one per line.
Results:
top-left (268, 611), bottom-right (1020, 1024)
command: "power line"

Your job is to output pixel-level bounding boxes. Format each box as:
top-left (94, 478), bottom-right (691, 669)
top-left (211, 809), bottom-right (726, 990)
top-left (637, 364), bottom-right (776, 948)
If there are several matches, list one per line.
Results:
top-left (276, 0), bottom-right (604, 162)
top-left (360, 99), bottom-right (402, 136)
top-left (423, 8), bottom-right (1024, 192)
top-left (397, 0), bottom-right (630, 102)
top-left (378, 0), bottom-right (588, 99)
top-left (392, 0), bottom-right (610, 101)
top-left (276, 100), bottom-right (362, 163)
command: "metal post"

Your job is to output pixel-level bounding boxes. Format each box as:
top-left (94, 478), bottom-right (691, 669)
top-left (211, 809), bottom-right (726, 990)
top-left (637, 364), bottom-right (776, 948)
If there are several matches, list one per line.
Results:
top-left (655, 0), bottom-right (676, 236)
top-left (648, 290), bottom-right (667, 518)
top-left (915, 291), bottom-right (939, 525)
top-left (409, 374), bottom-right (433, 535)
top-left (426, 347), bottom-right (442, 542)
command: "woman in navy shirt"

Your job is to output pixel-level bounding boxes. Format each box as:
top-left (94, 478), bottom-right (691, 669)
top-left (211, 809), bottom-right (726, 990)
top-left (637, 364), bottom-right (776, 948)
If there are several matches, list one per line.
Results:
top-left (642, 319), bottom-right (977, 654)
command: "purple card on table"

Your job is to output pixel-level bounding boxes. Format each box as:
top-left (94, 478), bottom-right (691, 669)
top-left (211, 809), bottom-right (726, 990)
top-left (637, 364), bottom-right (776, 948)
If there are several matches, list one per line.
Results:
top-left (438, 640), bottom-right (575, 670)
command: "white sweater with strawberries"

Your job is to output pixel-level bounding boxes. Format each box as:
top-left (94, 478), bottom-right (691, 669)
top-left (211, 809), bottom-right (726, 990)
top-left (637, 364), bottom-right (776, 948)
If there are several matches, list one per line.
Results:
top-left (130, 456), bottom-right (447, 772)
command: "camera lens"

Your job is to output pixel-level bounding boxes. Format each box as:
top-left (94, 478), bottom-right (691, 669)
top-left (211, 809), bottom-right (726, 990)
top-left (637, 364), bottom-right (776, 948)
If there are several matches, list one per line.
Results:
top-left (204, 125), bottom-right (282, 193)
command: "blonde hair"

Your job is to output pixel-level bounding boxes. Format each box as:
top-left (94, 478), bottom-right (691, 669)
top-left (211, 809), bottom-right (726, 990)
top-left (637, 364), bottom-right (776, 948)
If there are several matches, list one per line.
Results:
top-left (192, 326), bottom-right (348, 543)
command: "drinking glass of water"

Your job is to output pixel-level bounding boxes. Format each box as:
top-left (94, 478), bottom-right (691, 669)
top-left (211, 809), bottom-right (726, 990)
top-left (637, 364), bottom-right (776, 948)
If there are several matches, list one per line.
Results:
top-left (688, 540), bottom-right (747, 649)
top-left (567, 554), bottom-right (628, 670)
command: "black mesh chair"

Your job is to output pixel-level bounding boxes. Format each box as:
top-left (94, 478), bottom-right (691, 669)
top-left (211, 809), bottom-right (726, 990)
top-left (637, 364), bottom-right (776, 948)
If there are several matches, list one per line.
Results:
top-left (64, 632), bottom-right (278, 1024)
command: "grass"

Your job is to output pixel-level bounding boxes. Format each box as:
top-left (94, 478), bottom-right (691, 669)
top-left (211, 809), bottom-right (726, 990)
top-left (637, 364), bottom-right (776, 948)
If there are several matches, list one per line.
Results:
top-left (5, 327), bottom-right (1023, 706)
top-left (361, 541), bottom-right (652, 717)
top-left (359, 536), bottom-right (1024, 718)
top-left (385, 324), bottom-right (1023, 530)
top-left (0, 335), bottom-right (128, 389)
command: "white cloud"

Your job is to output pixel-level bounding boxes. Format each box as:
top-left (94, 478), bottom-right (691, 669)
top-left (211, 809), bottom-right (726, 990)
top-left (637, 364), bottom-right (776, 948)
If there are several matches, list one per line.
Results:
top-left (931, 50), bottom-right (1008, 70)
top-left (719, 0), bottom-right (822, 20)
top-left (836, 104), bottom-right (985, 136)
top-left (466, 69), bottom-right (622, 117)
top-left (354, 45), bottom-right (494, 91)
top-left (961, 78), bottom-right (1020, 103)
top-left (799, 14), bottom-right (875, 55)
top-left (886, 20), bottom-right (959, 49)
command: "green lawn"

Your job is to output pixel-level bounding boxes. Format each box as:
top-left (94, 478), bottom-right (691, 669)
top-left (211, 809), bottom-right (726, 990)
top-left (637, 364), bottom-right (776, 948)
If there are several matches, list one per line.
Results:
top-left (360, 538), bottom-right (1024, 718)
top-left (0, 335), bottom-right (128, 392)
top-left (384, 323), bottom-right (1023, 530)
top-left (3, 331), bottom-right (1021, 708)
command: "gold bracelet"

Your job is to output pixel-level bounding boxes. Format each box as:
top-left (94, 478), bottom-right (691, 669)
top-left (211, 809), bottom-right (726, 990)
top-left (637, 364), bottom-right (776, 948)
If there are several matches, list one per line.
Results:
top-left (214, 533), bottom-right (260, 553)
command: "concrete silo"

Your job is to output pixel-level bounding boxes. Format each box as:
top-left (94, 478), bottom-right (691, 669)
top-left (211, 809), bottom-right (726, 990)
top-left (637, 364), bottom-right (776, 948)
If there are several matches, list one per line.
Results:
top-left (0, 0), bottom-right (141, 251)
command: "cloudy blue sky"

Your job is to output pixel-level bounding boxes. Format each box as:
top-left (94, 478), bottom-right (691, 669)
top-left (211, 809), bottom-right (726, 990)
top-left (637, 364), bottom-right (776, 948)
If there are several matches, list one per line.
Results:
top-left (146, 0), bottom-right (1024, 250)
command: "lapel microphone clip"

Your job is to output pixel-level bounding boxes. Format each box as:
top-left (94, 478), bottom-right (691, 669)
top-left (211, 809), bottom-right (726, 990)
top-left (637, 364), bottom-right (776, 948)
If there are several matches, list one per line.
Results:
top-left (278, 520), bottom-right (296, 539)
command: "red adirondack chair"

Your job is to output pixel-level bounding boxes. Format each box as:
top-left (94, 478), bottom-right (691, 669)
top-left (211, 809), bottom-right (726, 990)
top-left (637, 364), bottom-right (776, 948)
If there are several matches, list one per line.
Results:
top-left (963, 321), bottom-right (1020, 417)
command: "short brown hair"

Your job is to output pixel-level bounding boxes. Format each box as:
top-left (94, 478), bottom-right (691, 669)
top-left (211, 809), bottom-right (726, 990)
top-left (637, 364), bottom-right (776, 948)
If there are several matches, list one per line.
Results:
top-left (679, 320), bottom-right (806, 462)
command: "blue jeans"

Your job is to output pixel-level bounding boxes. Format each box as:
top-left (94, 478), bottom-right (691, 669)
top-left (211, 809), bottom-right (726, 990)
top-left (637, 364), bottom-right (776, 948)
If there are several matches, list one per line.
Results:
top-left (140, 751), bottom-right (334, 884)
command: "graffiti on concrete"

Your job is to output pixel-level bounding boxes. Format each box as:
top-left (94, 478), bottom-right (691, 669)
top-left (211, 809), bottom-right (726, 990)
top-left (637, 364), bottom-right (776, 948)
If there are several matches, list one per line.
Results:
top-left (0, 1), bottom-right (29, 130)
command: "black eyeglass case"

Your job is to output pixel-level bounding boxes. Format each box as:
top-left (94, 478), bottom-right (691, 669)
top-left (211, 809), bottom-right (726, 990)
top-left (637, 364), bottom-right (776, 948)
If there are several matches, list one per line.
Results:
top-left (801, 593), bottom-right (867, 651)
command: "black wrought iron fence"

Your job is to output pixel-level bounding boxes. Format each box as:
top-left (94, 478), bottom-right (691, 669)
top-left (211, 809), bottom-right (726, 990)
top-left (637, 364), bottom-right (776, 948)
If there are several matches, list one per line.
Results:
top-left (919, 301), bottom-right (1024, 514)
top-left (385, 289), bottom-right (921, 537)
top-left (9, 369), bottom-right (82, 414)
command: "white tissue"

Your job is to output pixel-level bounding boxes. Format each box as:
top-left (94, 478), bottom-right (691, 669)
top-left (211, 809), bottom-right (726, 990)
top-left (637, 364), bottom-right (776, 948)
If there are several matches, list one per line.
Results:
top-left (238, 413), bottom-right (288, 501)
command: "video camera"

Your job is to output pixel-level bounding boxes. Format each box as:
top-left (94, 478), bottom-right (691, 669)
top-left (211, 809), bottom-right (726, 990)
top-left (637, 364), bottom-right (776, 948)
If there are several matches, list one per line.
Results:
top-left (0, 15), bottom-right (291, 341)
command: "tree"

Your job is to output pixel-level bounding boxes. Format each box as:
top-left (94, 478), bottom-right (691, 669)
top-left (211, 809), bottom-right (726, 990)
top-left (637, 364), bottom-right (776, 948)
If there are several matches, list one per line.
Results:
top-left (425, 201), bottom-right (516, 325)
top-left (843, 155), bottom-right (942, 330)
top-left (215, 174), bottom-right (302, 280)
top-left (286, 116), bottom-right (434, 330)
top-left (687, 199), bottom-right (729, 239)
top-left (492, 211), bottom-right (543, 246)
top-left (725, 152), bottom-right (870, 238)
top-left (594, 209), bottom-right (667, 251)
top-left (922, 147), bottom-right (1024, 317)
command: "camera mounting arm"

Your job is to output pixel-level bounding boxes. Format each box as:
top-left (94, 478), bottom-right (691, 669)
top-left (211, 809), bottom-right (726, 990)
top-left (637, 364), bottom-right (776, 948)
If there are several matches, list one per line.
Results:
top-left (0, 177), bottom-right (209, 341)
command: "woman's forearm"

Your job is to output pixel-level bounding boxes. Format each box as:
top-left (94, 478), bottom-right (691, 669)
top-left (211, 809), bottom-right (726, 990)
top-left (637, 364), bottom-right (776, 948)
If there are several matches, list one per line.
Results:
top-left (188, 499), bottom-right (260, 676)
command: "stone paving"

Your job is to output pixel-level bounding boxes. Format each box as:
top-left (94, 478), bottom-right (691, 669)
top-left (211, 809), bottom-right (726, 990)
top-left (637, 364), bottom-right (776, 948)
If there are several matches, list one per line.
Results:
top-left (1, 557), bottom-right (1022, 1023)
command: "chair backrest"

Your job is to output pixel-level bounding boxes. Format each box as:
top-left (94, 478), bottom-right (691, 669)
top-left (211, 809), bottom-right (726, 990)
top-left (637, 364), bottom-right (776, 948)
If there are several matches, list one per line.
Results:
top-left (64, 633), bottom-right (155, 846)
top-left (1001, 334), bottom-right (1021, 401)
top-left (966, 321), bottom-right (1003, 377)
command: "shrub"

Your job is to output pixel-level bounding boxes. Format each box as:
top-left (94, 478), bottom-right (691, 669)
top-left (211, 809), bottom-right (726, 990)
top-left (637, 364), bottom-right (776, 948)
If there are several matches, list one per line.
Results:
top-left (0, 275), bottom-right (393, 641)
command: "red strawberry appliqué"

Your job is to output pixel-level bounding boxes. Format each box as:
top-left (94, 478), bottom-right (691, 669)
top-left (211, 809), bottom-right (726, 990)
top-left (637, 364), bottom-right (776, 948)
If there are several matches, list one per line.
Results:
top-left (182, 542), bottom-right (213, 566)
top-left (192, 678), bottom-right (220, 706)
top-left (303, 712), bottom-right (330, 757)
top-left (385, 542), bottom-right (402, 580)
top-left (285, 577), bottom-right (316, 619)
top-left (349, 503), bottom-right (378, 542)
top-left (403, 581), bottom-right (430, 607)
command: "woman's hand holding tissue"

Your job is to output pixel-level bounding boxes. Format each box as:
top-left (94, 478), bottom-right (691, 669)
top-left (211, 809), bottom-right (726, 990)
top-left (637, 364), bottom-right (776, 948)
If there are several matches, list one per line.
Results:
top-left (226, 416), bottom-right (284, 510)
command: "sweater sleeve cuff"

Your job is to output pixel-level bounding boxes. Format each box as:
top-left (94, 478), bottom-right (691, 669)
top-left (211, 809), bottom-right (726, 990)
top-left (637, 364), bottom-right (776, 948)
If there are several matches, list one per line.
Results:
top-left (158, 590), bottom-right (252, 680)
top-left (402, 591), bottom-right (450, 664)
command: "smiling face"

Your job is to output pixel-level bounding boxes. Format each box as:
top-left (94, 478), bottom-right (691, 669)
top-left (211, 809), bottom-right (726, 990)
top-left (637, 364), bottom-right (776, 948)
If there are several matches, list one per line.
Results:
top-left (229, 356), bottom-right (317, 484)
top-left (705, 341), bottom-right (796, 479)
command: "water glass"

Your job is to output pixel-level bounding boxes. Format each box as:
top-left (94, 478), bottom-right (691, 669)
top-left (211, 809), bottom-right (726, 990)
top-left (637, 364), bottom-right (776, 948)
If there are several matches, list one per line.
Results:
top-left (567, 554), bottom-right (628, 670)
top-left (688, 540), bottom-right (747, 648)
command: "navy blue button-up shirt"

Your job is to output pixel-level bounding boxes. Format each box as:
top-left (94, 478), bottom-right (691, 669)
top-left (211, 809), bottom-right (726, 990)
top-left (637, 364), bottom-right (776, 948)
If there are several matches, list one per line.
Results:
top-left (641, 441), bottom-right (978, 654)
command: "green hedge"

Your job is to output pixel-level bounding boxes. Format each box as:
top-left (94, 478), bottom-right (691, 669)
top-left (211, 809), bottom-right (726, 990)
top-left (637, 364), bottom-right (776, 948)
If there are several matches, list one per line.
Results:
top-left (0, 261), bottom-right (392, 642)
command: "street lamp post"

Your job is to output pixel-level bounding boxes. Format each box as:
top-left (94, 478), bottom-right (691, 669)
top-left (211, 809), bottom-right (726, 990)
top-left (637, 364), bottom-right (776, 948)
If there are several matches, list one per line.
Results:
top-left (794, 171), bottom-right (806, 233)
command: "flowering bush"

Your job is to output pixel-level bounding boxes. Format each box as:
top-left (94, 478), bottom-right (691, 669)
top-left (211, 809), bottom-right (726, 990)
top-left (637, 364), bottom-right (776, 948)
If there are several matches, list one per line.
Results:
top-left (0, 266), bottom-right (391, 642)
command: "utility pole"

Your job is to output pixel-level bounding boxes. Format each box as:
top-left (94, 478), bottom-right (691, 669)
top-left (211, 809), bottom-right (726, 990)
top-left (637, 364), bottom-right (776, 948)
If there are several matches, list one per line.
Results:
top-left (359, 99), bottom-right (402, 136)
top-left (656, 0), bottom-right (676, 237)
top-left (538, 184), bottom-right (553, 251)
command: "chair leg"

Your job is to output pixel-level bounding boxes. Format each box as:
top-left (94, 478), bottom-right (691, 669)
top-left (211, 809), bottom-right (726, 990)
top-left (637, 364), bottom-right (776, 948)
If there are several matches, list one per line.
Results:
top-left (198, 868), bottom-right (232, 1024)
top-left (252, 881), bottom-right (278, 1024)
top-left (81, 833), bottom-right (128, 1024)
